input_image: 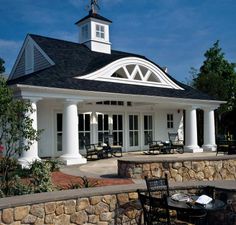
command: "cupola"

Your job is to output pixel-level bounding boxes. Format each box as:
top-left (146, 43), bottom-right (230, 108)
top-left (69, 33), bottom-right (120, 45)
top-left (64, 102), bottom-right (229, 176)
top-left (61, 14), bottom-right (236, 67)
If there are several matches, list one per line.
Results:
top-left (75, 0), bottom-right (112, 54)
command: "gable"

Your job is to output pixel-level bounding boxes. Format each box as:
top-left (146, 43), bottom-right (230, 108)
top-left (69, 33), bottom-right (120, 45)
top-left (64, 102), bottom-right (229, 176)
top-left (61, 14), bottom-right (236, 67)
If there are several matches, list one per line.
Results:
top-left (9, 35), bottom-right (55, 80)
top-left (76, 57), bottom-right (183, 90)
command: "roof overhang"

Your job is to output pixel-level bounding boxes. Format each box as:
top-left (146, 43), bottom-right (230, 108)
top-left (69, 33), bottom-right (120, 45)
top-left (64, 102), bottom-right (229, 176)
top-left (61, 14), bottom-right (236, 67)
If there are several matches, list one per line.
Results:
top-left (10, 84), bottom-right (226, 109)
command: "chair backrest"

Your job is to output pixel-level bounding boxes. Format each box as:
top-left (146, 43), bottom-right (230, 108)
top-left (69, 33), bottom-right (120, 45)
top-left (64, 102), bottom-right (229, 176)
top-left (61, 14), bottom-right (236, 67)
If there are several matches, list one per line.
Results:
top-left (145, 173), bottom-right (170, 197)
top-left (137, 189), bottom-right (170, 225)
top-left (168, 132), bottom-right (179, 142)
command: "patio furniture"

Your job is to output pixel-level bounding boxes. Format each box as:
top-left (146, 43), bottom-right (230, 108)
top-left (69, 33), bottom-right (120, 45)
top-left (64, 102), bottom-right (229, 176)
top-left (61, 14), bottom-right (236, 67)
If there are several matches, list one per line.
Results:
top-left (104, 134), bottom-right (123, 157)
top-left (145, 173), bottom-right (170, 197)
top-left (145, 134), bottom-right (165, 154)
top-left (168, 132), bottom-right (184, 154)
top-left (138, 190), bottom-right (193, 225)
top-left (84, 143), bottom-right (105, 159)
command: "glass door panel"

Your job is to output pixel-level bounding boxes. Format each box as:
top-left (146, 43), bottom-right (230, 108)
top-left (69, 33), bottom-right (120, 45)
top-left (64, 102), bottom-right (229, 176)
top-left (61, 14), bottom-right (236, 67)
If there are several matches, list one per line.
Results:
top-left (79, 114), bottom-right (91, 149)
top-left (129, 115), bottom-right (139, 147)
top-left (144, 115), bottom-right (153, 145)
top-left (56, 113), bottom-right (63, 152)
top-left (98, 114), bottom-right (109, 143)
top-left (112, 114), bottom-right (123, 145)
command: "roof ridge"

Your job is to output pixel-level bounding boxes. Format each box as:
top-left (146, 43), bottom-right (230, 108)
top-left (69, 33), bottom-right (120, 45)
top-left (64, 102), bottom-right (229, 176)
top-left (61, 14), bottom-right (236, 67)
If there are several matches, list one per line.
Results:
top-left (29, 33), bottom-right (81, 46)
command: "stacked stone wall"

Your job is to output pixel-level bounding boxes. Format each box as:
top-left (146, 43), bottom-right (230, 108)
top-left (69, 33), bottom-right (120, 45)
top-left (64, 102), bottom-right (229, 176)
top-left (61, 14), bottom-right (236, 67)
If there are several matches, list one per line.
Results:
top-left (118, 156), bottom-right (236, 181)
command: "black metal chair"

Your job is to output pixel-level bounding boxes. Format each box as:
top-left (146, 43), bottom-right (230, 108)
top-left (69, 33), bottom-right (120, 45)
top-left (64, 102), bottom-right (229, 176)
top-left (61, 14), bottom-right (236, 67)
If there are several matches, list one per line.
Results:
top-left (144, 174), bottom-right (171, 224)
top-left (145, 134), bottom-right (164, 155)
top-left (168, 132), bottom-right (184, 154)
top-left (103, 134), bottom-right (123, 157)
top-left (138, 189), bottom-right (193, 225)
top-left (145, 173), bottom-right (170, 197)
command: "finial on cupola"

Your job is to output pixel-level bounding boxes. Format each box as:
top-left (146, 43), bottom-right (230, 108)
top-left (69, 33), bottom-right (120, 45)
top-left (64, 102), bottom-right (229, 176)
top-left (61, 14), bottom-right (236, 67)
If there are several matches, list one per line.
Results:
top-left (90, 0), bottom-right (100, 14)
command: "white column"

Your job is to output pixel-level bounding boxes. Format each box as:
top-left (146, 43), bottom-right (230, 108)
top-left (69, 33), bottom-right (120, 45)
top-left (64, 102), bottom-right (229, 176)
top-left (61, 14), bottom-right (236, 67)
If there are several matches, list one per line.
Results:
top-left (18, 99), bottom-right (41, 167)
top-left (202, 107), bottom-right (217, 151)
top-left (184, 107), bottom-right (202, 153)
top-left (60, 100), bottom-right (86, 165)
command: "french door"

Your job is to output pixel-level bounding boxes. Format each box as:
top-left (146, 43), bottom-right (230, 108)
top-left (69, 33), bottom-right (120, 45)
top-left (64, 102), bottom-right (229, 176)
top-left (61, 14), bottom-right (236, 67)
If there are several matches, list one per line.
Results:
top-left (129, 115), bottom-right (139, 150)
top-left (144, 115), bottom-right (153, 146)
top-left (97, 113), bottom-right (123, 145)
top-left (112, 114), bottom-right (123, 145)
top-left (97, 114), bottom-right (109, 143)
top-left (78, 113), bottom-right (91, 149)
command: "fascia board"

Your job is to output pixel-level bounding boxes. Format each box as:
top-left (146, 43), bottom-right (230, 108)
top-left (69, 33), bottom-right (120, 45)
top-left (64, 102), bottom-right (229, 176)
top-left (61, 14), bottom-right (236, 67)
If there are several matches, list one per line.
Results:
top-left (12, 84), bottom-right (225, 108)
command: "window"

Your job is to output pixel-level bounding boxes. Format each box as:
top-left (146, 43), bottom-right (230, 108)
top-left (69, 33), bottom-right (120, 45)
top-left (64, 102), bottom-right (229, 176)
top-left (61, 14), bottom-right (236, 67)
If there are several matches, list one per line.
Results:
top-left (81, 24), bottom-right (89, 40)
top-left (167, 114), bottom-right (174, 129)
top-left (56, 113), bottom-right (63, 151)
top-left (96, 24), bottom-right (105, 39)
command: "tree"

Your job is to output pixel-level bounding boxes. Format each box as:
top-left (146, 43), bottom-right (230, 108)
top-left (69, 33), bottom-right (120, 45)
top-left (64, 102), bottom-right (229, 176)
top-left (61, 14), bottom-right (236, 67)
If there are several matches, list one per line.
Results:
top-left (0, 74), bottom-right (41, 196)
top-left (0, 57), bottom-right (5, 74)
top-left (189, 41), bottom-right (236, 137)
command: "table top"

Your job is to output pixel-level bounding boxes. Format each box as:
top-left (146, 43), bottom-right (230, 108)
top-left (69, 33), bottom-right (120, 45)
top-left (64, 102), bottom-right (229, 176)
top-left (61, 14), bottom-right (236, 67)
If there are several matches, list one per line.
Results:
top-left (167, 196), bottom-right (226, 212)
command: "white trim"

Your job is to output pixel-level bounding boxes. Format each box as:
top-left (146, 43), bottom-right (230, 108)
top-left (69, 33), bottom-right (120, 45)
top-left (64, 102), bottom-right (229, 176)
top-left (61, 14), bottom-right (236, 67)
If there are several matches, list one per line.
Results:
top-left (75, 57), bottom-right (183, 89)
top-left (9, 35), bottom-right (55, 79)
top-left (11, 84), bottom-right (225, 108)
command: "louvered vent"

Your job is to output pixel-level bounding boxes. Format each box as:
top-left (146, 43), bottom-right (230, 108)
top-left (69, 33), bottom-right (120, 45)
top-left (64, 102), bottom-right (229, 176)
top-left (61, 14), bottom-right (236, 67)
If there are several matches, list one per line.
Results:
top-left (34, 47), bottom-right (51, 72)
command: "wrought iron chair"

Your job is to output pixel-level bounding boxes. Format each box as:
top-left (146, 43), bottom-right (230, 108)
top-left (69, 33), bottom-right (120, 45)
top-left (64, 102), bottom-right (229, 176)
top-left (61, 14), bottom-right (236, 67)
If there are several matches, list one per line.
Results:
top-left (168, 132), bottom-right (184, 154)
top-left (145, 134), bottom-right (165, 154)
top-left (103, 134), bottom-right (123, 157)
top-left (144, 174), bottom-right (171, 224)
top-left (138, 189), bottom-right (193, 225)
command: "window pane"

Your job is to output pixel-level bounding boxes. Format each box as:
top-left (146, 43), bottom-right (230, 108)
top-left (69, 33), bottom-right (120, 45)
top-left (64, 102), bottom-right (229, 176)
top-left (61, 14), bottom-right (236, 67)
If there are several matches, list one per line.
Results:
top-left (57, 114), bottom-right (63, 132)
top-left (85, 114), bottom-right (90, 131)
top-left (134, 131), bottom-right (139, 146)
top-left (57, 133), bottom-right (62, 151)
top-left (79, 114), bottom-right (84, 131)
top-left (144, 116), bottom-right (148, 130)
top-left (118, 115), bottom-right (123, 130)
top-left (129, 115), bottom-right (133, 130)
top-left (98, 115), bottom-right (102, 131)
top-left (113, 115), bottom-right (117, 130)
top-left (134, 115), bottom-right (138, 130)
top-left (119, 132), bottom-right (123, 145)
top-left (149, 116), bottom-right (152, 129)
top-left (129, 131), bottom-right (133, 146)
top-left (104, 114), bottom-right (109, 130)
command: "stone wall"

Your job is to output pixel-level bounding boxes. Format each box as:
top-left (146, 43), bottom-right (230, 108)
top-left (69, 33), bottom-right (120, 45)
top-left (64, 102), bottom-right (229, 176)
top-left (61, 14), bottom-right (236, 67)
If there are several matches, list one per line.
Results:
top-left (0, 186), bottom-right (142, 225)
top-left (0, 183), bottom-right (236, 225)
top-left (118, 155), bottom-right (236, 181)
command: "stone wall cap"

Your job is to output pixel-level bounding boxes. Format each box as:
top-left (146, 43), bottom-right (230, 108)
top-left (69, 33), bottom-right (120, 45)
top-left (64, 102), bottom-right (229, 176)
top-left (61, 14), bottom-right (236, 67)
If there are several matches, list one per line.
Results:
top-left (118, 154), bottom-right (236, 163)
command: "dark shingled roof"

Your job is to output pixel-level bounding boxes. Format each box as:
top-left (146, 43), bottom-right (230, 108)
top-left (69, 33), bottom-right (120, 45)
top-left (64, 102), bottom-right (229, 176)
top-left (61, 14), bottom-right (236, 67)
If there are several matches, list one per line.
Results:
top-left (75, 12), bottom-right (112, 24)
top-left (8, 34), bottom-right (216, 101)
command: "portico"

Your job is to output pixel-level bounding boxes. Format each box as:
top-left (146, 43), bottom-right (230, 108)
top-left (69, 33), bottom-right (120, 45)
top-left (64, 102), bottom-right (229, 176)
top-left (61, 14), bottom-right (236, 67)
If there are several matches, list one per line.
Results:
top-left (7, 7), bottom-right (224, 166)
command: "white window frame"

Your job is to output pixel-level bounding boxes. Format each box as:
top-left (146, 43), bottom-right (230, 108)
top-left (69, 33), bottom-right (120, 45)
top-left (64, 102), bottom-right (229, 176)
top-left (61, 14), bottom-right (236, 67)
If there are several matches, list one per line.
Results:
top-left (96, 24), bottom-right (105, 39)
top-left (167, 114), bottom-right (174, 129)
top-left (81, 24), bottom-right (89, 40)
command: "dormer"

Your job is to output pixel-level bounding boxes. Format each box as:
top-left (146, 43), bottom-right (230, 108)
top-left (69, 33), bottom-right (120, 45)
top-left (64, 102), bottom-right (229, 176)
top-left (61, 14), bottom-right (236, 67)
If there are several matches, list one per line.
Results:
top-left (75, 11), bottom-right (112, 54)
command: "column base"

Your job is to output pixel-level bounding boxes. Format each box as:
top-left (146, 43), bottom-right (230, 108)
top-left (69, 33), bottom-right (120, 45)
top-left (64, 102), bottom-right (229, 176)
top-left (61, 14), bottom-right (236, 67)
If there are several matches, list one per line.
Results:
top-left (60, 154), bottom-right (87, 165)
top-left (184, 145), bottom-right (203, 153)
top-left (202, 144), bottom-right (217, 152)
top-left (18, 156), bottom-right (41, 168)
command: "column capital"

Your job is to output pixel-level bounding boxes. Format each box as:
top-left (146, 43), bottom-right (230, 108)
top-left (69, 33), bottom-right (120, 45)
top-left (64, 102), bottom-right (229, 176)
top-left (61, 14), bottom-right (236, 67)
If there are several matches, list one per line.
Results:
top-left (64, 99), bottom-right (83, 105)
top-left (184, 105), bottom-right (199, 110)
top-left (22, 97), bottom-right (42, 103)
top-left (202, 106), bottom-right (218, 111)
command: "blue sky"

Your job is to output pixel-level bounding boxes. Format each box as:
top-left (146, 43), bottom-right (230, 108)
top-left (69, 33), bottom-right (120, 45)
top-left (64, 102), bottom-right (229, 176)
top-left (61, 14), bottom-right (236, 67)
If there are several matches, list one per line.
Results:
top-left (0, 0), bottom-right (235, 82)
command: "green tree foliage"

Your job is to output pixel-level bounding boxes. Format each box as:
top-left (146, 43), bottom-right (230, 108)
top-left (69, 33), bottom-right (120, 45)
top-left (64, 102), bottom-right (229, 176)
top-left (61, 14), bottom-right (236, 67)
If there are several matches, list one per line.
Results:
top-left (191, 41), bottom-right (236, 112)
top-left (0, 57), bottom-right (5, 74)
top-left (0, 75), bottom-right (41, 196)
top-left (189, 41), bottom-right (236, 137)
